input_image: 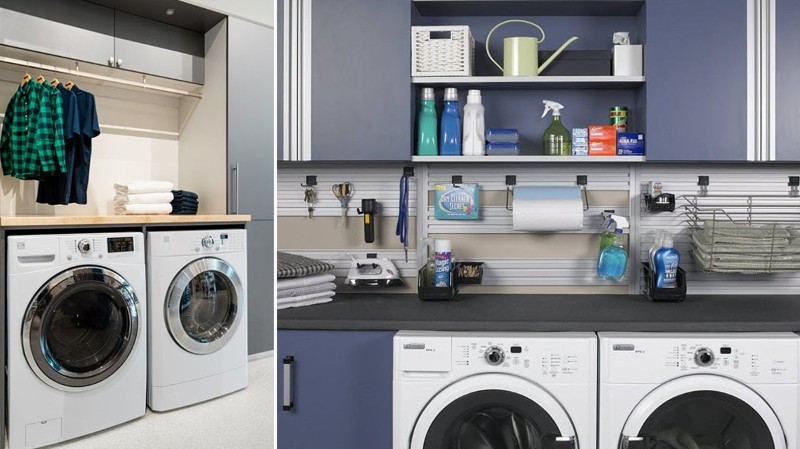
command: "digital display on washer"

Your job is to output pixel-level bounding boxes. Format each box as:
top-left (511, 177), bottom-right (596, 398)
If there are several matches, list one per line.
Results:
top-left (510, 346), bottom-right (522, 353)
top-left (720, 347), bottom-right (732, 354)
top-left (108, 237), bottom-right (135, 253)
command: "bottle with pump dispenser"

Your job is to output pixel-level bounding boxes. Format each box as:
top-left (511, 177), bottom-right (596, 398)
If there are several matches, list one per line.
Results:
top-left (462, 90), bottom-right (485, 156)
top-left (417, 87), bottom-right (438, 156)
top-left (600, 214), bottom-right (628, 250)
top-left (541, 100), bottom-right (571, 156)
top-left (440, 88), bottom-right (462, 155)
top-left (597, 217), bottom-right (628, 282)
top-left (653, 233), bottom-right (680, 288)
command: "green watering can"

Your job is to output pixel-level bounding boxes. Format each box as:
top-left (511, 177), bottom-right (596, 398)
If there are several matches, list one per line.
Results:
top-left (486, 20), bottom-right (579, 77)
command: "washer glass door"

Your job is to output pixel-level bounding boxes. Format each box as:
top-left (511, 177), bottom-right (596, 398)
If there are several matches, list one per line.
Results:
top-left (165, 257), bottom-right (243, 355)
top-left (620, 376), bottom-right (786, 449)
top-left (23, 266), bottom-right (140, 391)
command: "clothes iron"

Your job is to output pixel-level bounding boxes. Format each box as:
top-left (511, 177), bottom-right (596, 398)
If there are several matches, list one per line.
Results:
top-left (345, 255), bottom-right (405, 287)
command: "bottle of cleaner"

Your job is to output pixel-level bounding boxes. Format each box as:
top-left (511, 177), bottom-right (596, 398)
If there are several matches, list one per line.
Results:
top-left (597, 229), bottom-right (628, 282)
top-left (654, 234), bottom-right (680, 288)
top-left (417, 87), bottom-right (438, 156)
top-left (600, 214), bottom-right (629, 250)
top-left (434, 239), bottom-right (453, 287)
top-left (648, 230), bottom-right (665, 268)
top-left (462, 89), bottom-right (485, 156)
top-left (440, 88), bottom-right (462, 155)
top-left (541, 100), bottom-right (571, 156)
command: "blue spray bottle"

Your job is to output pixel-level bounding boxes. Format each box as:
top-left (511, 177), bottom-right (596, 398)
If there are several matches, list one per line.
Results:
top-left (597, 216), bottom-right (629, 282)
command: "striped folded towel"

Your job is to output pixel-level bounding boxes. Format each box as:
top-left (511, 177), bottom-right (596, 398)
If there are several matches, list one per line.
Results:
top-left (277, 252), bottom-right (335, 279)
top-left (114, 181), bottom-right (174, 195)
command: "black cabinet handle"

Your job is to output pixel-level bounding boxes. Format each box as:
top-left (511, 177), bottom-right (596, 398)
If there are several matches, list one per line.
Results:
top-left (282, 356), bottom-right (295, 411)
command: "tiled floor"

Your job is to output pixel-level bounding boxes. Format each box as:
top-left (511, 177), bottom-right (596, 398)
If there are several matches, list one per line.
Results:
top-left (35, 356), bottom-right (273, 449)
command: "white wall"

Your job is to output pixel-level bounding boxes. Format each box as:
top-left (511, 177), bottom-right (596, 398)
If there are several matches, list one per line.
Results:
top-left (179, 0), bottom-right (274, 27)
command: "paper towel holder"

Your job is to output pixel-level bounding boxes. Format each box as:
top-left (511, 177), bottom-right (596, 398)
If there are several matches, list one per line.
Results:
top-left (504, 175), bottom-right (589, 211)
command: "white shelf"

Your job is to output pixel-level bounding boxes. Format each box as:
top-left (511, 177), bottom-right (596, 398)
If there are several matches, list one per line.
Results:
top-left (412, 76), bottom-right (645, 90)
top-left (411, 155), bottom-right (646, 163)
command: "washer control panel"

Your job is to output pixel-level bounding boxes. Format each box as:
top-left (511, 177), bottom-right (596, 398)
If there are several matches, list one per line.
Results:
top-left (603, 335), bottom-right (800, 384)
top-left (395, 333), bottom-right (596, 383)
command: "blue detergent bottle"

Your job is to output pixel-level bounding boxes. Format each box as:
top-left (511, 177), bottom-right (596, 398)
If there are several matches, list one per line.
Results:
top-left (439, 87), bottom-right (462, 155)
top-left (597, 229), bottom-right (628, 282)
top-left (654, 234), bottom-right (680, 288)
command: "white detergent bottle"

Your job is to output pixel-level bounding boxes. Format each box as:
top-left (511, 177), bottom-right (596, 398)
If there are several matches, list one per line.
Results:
top-left (462, 90), bottom-right (485, 156)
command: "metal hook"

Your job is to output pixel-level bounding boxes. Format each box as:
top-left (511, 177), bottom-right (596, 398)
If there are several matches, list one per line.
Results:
top-left (577, 175), bottom-right (589, 211)
top-left (505, 175), bottom-right (516, 211)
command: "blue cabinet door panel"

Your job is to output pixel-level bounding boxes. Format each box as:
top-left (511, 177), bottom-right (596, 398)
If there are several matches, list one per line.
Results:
top-left (776, 0), bottom-right (800, 161)
top-left (310, 0), bottom-right (411, 161)
top-left (646, 0), bottom-right (750, 161)
top-left (277, 330), bottom-right (395, 449)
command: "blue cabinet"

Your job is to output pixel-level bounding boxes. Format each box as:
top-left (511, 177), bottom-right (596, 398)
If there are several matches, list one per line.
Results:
top-left (645, 0), bottom-right (750, 161)
top-left (277, 330), bottom-right (395, 449)
top-left (775, 0), bottom-right (800, 161)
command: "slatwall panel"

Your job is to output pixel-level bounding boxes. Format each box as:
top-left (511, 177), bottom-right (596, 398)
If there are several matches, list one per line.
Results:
top-left (277, 166), bottom-right (417, 217)
top-left (425, 164), bottom-right (632, 234)
top-left (276, 249), bottom-right (419, 279)
top-left (638, 165), bottom-right (800, 294)
top-left (479, 258), bottom-right (629, 286)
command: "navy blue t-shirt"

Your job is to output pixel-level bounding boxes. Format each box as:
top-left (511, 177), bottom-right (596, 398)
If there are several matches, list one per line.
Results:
top-left (36, 83), bottom-right (81, 205)
top-left (69, 85), bottom-right (100, 205)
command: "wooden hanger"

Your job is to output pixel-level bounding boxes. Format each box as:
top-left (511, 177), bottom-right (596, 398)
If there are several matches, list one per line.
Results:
top-left (35, 74), bottom-right (45, 84)
top-left (50, 78), bottom-right (59, 87)
top-left (20, 72), bottom-right (31, 86)
top-left (64, 80), bottom-right (74, 90)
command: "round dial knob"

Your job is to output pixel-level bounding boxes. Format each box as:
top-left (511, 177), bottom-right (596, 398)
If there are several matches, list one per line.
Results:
top-left (201, 236), bottom-right (215, 249)
top-left (78, 239), bottom-right (92, 254)
top-left (484, 347), bottom-right (505, 366)
top-left (694, 347), bottom-right (715, 367)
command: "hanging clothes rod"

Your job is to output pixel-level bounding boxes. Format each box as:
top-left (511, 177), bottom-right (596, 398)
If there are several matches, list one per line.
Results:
top-left (0, 56), bottom-right (203, 99)
top-left (0, 113), bottom-right (179, 138)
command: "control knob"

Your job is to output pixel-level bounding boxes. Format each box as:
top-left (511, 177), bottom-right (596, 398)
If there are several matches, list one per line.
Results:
top-left (78, 239), bottom-right (92, 254)
top-left (484, 346), bottom-right (505, 366)
top-left (694, 347), bottom-right (715, 367)
top-left (201, 236), bottom-right (215, 249)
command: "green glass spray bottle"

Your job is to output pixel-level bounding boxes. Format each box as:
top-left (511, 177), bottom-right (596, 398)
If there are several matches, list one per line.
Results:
top-left (541, 100), bottom-right (571, 156)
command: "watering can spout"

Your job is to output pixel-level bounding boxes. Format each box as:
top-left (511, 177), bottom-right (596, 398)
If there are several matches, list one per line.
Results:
top-left (538, 36), bottom-right (579, 75)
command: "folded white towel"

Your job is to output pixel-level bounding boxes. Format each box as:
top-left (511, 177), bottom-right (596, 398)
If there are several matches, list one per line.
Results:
top-left (277, 295), bottom-right (334, 310)
top-left (278, 283), bottom-right (337, 299)
top-left (114, 181), bottom-right (174, 195)
top-left (113, 192), bottom-right (175, 206)
top-left (114, 203), bottom-right (172, 215)
top-left (277, 290), bottom-right (335, 306)
top-left (277, 273), bottom-right (337, 291)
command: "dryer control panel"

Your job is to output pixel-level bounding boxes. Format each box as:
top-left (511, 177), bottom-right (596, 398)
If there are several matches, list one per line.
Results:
top-left (601, 333), bottom-right (800, 384)
top-left (149, 229), bottom-right (246, 257)
top-left (395, 332), bottom-right (596, 384)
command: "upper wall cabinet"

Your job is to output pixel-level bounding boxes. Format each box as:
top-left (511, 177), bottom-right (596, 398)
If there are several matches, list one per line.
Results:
top-left (281, 0), bottom-right (411, 161)
top-left (775, 0), bottom-right (800, 161)
top-left (0, 0), bottom-right (223, 85)
top-left (645, 0), bottom-right (751, 161)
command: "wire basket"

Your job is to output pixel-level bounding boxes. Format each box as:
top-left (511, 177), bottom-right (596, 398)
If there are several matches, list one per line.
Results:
top-left (681, 194), bottom-right (800, 273)
top-left (412, 26), bottom-right (475, 77)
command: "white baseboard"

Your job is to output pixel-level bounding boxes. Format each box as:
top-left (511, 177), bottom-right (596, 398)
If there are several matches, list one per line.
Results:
top-left (249, 350), bottom-right (274, 361)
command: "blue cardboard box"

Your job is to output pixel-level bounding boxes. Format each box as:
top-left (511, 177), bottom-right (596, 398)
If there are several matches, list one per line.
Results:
top-left (617, 132), bottom-right (645, 156)
top-left (434, 184), bottom-right (480, 220)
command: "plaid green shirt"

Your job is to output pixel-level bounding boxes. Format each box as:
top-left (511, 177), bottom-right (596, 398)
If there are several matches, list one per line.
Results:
top-left (0, 82), bottom-right (67, 180)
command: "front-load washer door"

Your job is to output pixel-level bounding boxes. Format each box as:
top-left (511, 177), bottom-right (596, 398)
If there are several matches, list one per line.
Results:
top-left (410, 374), bottom-right (578, 449)
top-left (22, 266), bottom-right (140, 391)
top-left (619, 375), bottom-right (786, 449)
top-left (165, 257), bottom-right (243, 355)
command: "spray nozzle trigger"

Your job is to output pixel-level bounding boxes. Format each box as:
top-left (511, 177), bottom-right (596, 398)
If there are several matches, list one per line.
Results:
top-left (542, 100), bottom-right (564, 118)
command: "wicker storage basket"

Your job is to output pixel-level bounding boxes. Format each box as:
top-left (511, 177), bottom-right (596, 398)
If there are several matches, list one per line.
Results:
top-left (412, 26), bottom-right (474, 77)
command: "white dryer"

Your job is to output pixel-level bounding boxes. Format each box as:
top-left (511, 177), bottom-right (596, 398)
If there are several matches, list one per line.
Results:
top-left (147, 229), bottom-right (247, 411)
top-left (6, 232), bottom-right (146, 449)
top-left (599, 333), bottom-right (800, 449)
top-left (394, 331), bottom-right (597, 449)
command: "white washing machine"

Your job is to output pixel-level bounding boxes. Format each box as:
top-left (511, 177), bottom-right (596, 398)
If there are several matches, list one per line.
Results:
top-left (599, 333), bottom-right (800, 449)
top-left (394, 331), bottom-right (597, 449)
top-left (6, 232), bottom-right (146, 449)
top-left (147, 229), bottom-right (248, 411)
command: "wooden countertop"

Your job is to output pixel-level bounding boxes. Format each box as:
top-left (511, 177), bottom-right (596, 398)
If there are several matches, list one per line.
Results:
top-left (0, 214), bottom-right (251, 227)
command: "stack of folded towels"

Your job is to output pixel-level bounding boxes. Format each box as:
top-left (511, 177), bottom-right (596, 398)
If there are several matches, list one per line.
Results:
top-left (277, 252), bottom-right (337, 310)
top-left (114, 181), bottom-right (174, 215)
top-left (171, 190), bottom-right (199, 215)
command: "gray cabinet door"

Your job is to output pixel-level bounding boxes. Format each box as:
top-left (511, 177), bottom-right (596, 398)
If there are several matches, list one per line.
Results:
top-left (309, 0), bottom-right (411, 161)
top-left (247, 220), bottom-right (274, 354)
top-left (228, 18), bottom-right (274, 220)
top-left (645, 0), bottom-right (750, 161)
top-left (775, 0), bottom-right (800, 161)
top-left (114, 11), bottom-right (205, 84)
top-left (0, 0), bottom-right (114, 68)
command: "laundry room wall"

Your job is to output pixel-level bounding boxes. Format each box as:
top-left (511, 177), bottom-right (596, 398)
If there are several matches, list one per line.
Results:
top-left (277, 163), bottom-right (800, 295)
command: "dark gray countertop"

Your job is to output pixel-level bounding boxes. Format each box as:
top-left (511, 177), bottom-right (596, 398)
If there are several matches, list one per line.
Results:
top-left (277, 294), bottom-right (800, 332)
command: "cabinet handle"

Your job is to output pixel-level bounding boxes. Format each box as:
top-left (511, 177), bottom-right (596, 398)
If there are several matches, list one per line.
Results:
top-left (231, 163), bottom-right (240, 214)
top-left (116, 58), bottom-right (123, 68)
top-left (108, 56), bottom-right (115, 67)
top-left (282, 356), bottom-right (295, 411)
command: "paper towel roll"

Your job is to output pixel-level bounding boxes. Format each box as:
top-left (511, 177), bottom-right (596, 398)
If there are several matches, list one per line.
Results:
top-left (512, 186), bottom-right (584, 231)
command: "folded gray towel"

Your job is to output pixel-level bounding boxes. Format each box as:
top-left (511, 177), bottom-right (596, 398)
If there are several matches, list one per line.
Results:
top-left (277, 252), bottom-right (335, 279)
